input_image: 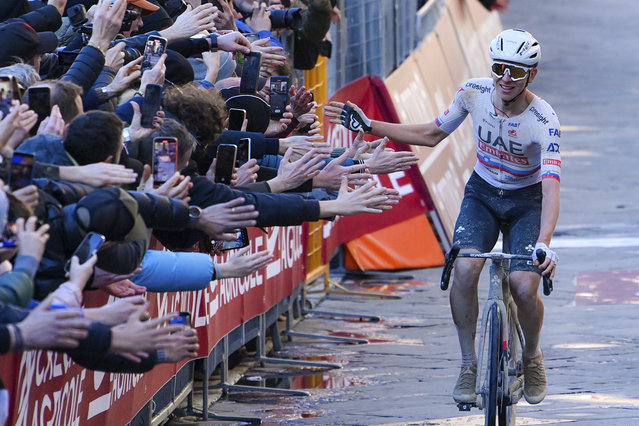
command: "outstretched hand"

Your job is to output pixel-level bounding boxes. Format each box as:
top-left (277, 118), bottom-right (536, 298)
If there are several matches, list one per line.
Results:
top-left (324, 101), bottom-right (372, 133)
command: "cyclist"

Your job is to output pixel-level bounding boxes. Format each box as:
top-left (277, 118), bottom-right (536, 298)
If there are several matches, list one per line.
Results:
top-left (325, 28), bottom-right (560, 405)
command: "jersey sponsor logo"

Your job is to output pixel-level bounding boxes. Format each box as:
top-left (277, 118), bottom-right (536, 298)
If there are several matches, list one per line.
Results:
top-left (477, 125), bottom-right (524, 155)
top-left (508, 122), bottom-right (520, 127)
top-left (477, 153), bottom-right (539, 177)
top-left (529, 106), bottom-right (549, 124)
top-left (465, 82), bottom-right (491, 94)
top-left (547, 143), bottom-right (560, 153)
top-left (457, 87), bottom-right (465, 93)
top-left (481, 118), bottom-right (496, 128)
top-left (548, 128), bottom-right (561, 137)
top-left (478, 140), bottom-right (529, 165)
top-left (508, 129), bottom-right (517, 138)
top-left (443, 108), bottom-right (450, 116)
top-left (543, 158), bottom-right (561, 167)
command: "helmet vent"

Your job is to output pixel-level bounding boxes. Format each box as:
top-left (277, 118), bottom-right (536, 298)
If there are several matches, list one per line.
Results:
top-left (516, 42), bottom-right (525, 54)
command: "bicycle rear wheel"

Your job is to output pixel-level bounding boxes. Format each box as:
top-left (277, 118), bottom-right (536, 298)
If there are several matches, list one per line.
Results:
top-left (485, 304), bottom-right (501, 426)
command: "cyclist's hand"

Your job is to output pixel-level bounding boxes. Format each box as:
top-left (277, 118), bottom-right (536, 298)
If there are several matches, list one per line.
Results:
top-left (325, 101), bottom-right (372, 133)
top-left (534, 242), bottom-right (557, 279)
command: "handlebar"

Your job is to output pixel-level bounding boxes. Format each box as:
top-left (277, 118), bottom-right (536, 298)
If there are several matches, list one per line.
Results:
top-left (535, 249), bottom-right (554, 296)
top-left (440, 245), bottom-right (554, 295)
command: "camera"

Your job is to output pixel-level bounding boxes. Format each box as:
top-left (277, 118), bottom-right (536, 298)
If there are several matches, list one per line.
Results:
top-left (123, 46), bottom-right (141, 64)
top-left (67, 4), bottom-right (88, 28)
top-left (269, 8), bottom-right (302, 30)
top-left (120, 9), bottom-right (140, 32)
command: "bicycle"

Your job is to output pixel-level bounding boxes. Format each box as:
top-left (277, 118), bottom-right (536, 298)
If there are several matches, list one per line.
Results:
top-left (440, 244), bottom-right (553, 426)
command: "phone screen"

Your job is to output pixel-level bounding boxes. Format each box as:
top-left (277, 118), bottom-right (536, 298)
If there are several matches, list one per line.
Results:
top-left (0, 77), bottom-right (17, 116)
top-left (26, 87), bottom-right (51, 135)
top-left (214, 144), bottom-right (237, 184)
top-left (236, 138), bottom-right (251, 167)
top-left (169, 311), bottom-right (192, 327)
top-left (269, 76), bottom-right (289, 117)
top-left (141, 36), bottom-right (167, 73)
top-left (228, 108), bottom-right (246, 131)
top-left (9, 153), bottom-right (34, 191)
top-left (153, 137), bottom-right (178, 185)
top-left (220, 228), bottom-right (249, 251)
top-left (239, 52), bottom-right (262, 94)
top-left (141, 84), bottom-right (162, 128)
top-left (64, 232), bottom-right (105, 273)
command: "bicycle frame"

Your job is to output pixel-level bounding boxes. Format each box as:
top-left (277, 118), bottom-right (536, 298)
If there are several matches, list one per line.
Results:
top-left (440, 246), bottom-right (553, 425)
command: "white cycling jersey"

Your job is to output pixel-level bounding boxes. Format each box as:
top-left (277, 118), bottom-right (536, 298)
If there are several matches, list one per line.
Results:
top-left (435, 78), bottom-right (561, 190)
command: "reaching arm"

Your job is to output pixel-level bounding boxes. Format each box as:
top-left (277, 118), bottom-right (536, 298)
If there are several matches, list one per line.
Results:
top-left (324, 101), bottom-right (448, 147)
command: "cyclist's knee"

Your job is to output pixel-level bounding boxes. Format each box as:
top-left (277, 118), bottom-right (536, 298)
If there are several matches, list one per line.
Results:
top-left (452, 258), bottom-right (483, 291)
top-left (510, 271), bottom-right (540, 302)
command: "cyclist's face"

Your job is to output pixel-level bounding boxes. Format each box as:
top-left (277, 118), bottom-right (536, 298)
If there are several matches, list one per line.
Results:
top-left (492, 62), bottom-right (537, 102)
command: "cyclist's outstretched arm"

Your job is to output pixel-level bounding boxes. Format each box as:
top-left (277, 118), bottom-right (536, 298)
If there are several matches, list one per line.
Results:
top-left (325, 101), bottom-right (449, 147)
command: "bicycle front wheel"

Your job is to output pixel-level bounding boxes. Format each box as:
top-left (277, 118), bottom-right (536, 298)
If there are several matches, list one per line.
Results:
top-left (485, 303), bottom-right (501, 426)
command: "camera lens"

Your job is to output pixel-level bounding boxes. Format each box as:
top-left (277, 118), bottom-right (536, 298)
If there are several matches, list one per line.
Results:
top-left (123, 47), bottom-right (141, 64)
top-left (269, 8), bottom-right (302, 30)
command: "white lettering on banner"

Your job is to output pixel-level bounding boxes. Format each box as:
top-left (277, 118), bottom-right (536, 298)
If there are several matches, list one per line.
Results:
top-left (326, 124), bottom-right (355, 149)
top-left (16, 351), bottom-right (86, 426)
top-left (265, 226), bottom-right (303, 279)
top-left (387, 171), bottom-right (415, 197)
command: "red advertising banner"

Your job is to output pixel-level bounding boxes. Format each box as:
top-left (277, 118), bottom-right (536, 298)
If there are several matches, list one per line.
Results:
top-left (0, 225), bottom-right (307, 425)
top-left (322, 76), bottom-right (434, 259)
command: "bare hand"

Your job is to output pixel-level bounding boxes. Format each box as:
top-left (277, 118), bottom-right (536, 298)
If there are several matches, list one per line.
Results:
top-left (16, 216), bottom-right (50, 263)
top-left (162, 4), bottom-right (219, 41)
top-left (104, 42), bottom-right (126, 70)
top-left (37, 104), bottom-right (65, 138)
top-left (139, 165), bottom-right (192, 201)
top-left (197, 197), bottom-right (258, 240)
top-left (139, 52), bottom-right (167, 88)
top-left (84, 295), bottom-right (146, 326)
top-left (160, 327), bottom-right (199, 363)
top-left (129, 101), bottom-right (164, 141)
top-left (246, 2), bottom-right (271, 32)
top-left (218, 246), bottom-right (273, 278)
top-left (233, 159), bottom-right (259, 186)
top-left (89, 0), bottom-right (127, 53)
top-left (106, 55), bottom-right (143, 95)
top-left (289, 86), bottom-right (313, 118)
top-left (66, 254), bottom-right (98, 291)
top-left (363, 138), bottom-right (419, 174)
top-left (111, 304), bottom-right (183, 356)
top-left (334, 177), bottom-right (395, 216)
top-left (17, 294), bottom-right (91, 350)
top-left (267, 147), bottom-right (327, 192)
top-left (60, 163), bottom-right (137, 187)
top-left (278, 134), bottom-right (330, 161)
top-left (213, 0), bottom-right (236, 31)
top-left (251, 38), bottom-right (286, 67)
top-left (12, 185), bottom-right (40, 211)
top-left (312, 149), bottom-right (367, 190)
top-left (218, 31), bottom-right (252, 54)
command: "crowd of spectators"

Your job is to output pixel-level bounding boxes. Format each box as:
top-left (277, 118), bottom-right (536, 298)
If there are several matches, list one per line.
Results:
top-left (0, 0), bottom-right (420, 420)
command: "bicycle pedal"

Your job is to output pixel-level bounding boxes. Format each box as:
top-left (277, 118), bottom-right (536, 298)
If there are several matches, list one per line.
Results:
top-left (457, 402), bottom-right (475, 411)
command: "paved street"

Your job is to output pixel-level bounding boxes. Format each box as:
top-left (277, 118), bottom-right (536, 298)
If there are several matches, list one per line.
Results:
top-left (171, 1), bottom-right (639, 424)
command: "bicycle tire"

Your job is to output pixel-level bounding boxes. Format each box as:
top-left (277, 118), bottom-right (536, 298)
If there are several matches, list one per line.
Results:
top-left (485, 304), bottom-right (500, 426)
top-left (499, 306), bottom-right (519, 426)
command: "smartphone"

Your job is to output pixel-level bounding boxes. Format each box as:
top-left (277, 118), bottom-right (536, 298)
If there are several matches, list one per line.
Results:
top-left (219, 228), bottom-right (249, 251)
top-left (236, 138), bottom-right (251, 167)
top-left (8, 153), bottom-right (34, 191)
top-left (141, 35), bottom-right (168, 73)
top-left (170, 311), bottom-right (192, 327)
top-left (239, 51), bottom-right (262, 94)
top-left (141, 83), bottom-right (162, 128)
top-left (214, 144), bottom-right (237, 184)
top-left (0, 76), bottom-right (21, 117)
top-left (26, 86), bottom-right (51, 135)
top-left (64, 232), bottom-right (106, 273)
top-left (269, 76), bottom-right (289, 118)
top-left (152, 137), bottom-right (178, 185)
top-left (228, 108), bottom-right (246, 131)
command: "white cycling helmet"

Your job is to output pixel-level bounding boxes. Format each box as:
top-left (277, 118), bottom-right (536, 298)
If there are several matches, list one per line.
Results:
top-left (489, 29), bottom-right (540, 67)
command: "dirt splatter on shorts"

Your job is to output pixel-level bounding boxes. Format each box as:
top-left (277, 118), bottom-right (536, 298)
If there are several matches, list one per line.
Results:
top-left (453, 172), bottom-right (542, 274)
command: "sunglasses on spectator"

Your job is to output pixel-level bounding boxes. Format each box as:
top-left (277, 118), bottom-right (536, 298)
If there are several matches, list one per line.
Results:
top-left (0, 222), bottom-right (17, 249)
top-left (491, 62), bottom-right (532, 81)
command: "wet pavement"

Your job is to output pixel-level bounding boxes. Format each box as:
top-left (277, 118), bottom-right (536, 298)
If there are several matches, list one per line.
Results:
top-left (168, 0), bottom-right (639, 424)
